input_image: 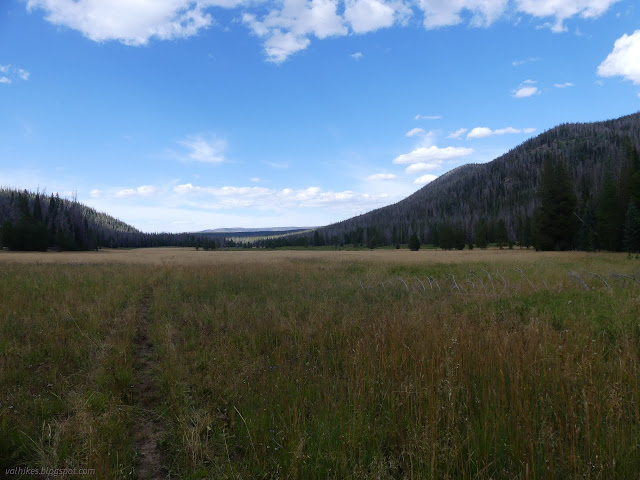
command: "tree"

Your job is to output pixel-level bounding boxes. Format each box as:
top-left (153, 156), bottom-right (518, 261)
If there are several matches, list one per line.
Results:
top-left (575, 201), bottom-right (597, 251)
top-left (623, 201), bottom-right (640, 253)
top-left (475, 220), bottom-right (488, 249)
top-left (597, 170), bottom-right (622, 251)
top-left (534, 156), bottom-right (578, 250)
top-left (408, 233), bottom-right (420, 251)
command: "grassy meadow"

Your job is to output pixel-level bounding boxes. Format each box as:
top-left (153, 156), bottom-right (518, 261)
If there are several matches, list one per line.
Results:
top-left (1, 248), bottom-right (639, 479)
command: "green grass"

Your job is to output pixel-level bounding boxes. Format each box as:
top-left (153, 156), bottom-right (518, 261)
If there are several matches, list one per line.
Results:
top-left (1, 252), bottom-right (639, 478)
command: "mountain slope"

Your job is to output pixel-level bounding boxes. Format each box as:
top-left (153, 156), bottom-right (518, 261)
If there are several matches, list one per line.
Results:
top-left (314, 112), bottom-right (640, 247)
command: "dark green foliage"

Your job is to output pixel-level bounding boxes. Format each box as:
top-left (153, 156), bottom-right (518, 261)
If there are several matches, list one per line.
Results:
top-left (534, 157), bottom-right (578, 251)
top-left (597, 170), bottom-right (623, 251)
top-left (0, 188), bottom-right (224, 251)
top-left (623, 201), bottom-right (640, 253)
top-left (475, 220), bottom-right (488, 249)
top-left (408, 233), bottom-right (420, 251)
top-left (575, 201), bottom-right (597, 251)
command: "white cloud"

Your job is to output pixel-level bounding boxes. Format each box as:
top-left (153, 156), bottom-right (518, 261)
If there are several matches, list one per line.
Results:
top-left (554, 82), bottom-right (574, 88)
top-left (89, 189), bottom-right (101, 198)
top-left (516, 0), bottom-right (622, 32)
top-left (467, 127), bottom-right (493, 138)
top-left (414, 113), bottom-right (441, 120)
top-left (115, 185), bottom-right (158, 198)
top-left (392, 145), bottom-right (473, 165)
top-left (418, 0), bottom-right (509, 29)
top-left (350, 51), bottom-right (363, 60)
top-left (343, 0), bottom-right (396, 33)
top-left (405, 162), bottom-right (440, 174)
top-left (177, 135), bottom-right (227, 164)
top-left (25, 0), bottom-right (232, 45)
top-left (367, 173), bottom-right (397, 180)
top-left (414, 174), bottom-right (437, 185)
top-left (467, 126), bottom-right (531, 138)
top-left (17, 69), bottom-right (30, 81)
top-left (243, 0), bottom-right (346, 63)
top-left (250, 177), bottom-right (261, 182)
top-left (0, 64), bottom-right (30, 84)
top-left (447, 128), bottom-right (468, 139)
top-left (173, 182), bottom-right (390, 209)
top-left (405, 127), bottom-right (426, 137)
top-left (512, 80), bottom-right (539, 97)
top-left (598, 30), bottom-right (640, 86)
top-left (512, 56), bottom-right (539, 66)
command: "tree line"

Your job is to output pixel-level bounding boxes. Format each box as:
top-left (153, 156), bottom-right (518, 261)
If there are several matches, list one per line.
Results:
top-left (0, 189), bottom-right (223, 251)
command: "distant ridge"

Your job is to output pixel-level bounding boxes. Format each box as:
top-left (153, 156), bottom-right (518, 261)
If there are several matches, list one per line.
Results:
top-left (291, 111), bottom-right (640, 249)
top-left (198, 227), bottom-right (312, 234)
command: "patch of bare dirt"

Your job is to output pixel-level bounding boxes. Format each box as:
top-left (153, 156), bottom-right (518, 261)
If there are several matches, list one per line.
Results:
top-left (132, 293), bottom-right (165, 479)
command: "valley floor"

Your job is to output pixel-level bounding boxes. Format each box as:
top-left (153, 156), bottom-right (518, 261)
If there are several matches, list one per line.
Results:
top-left (1, 248), bottom-right (639, 478)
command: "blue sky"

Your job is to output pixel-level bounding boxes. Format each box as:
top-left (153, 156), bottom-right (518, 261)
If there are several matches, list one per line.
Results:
top-left (1, 0), bottom-right (639, 232)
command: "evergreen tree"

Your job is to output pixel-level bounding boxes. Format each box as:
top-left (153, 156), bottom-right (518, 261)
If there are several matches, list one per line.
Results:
top-left (623, 201), bottom-right (640, 253)
top-left (475, 220), bottom-right (488, 249)
top-left (597, 170), bottom-right (623, 251)
top-left (534, 156), bottom-right (578, 250)
top-left (408, 233), bottom-right (420, 251)
top-left (575, 201), bottom-right (597, 251)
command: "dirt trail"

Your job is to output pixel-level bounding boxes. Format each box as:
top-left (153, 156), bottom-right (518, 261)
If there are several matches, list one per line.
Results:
top-left (132, 292), bottom-right (166, 479)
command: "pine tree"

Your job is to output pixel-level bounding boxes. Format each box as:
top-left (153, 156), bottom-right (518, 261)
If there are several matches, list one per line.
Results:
top-left (623, 201), bottom-right (640, 253)
top-left (475, 220), bottom-right (488, 249)
top-left (408, 233), bottom-right (420, 251)
top-left (534, 156), bottom-right (578, 250)
top-left (597, 170), bottom-right (622, 251)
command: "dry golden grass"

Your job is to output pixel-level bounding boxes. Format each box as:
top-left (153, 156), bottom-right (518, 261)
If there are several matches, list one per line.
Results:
top-left (0, 246), bottom-right (628, 267)
top-left (1, 248), bottom-right (639, 478)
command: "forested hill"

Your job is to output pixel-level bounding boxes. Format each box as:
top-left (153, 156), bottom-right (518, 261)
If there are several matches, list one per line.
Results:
top-left (307, 111), bottom-right (640, 250)
top-left (0, 189), bottom-right (218, 251)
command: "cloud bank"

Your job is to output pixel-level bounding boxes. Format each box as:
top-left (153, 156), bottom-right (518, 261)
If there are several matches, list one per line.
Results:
top-left (26, 0), bottom-right (624, 62)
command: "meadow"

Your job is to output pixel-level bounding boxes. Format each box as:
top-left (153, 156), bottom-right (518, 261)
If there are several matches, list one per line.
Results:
top-left (0, 248), bottom-right (639, 479)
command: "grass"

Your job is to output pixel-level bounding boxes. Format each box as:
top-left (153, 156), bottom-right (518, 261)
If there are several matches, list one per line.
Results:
top-left (1, 248), bottom-right (639, 478)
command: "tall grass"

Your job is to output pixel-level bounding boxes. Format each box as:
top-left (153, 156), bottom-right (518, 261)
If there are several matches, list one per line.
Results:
top-left (1, 250), bottom-right (638, 478)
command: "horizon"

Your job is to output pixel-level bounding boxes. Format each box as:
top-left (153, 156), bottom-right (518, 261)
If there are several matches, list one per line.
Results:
top-left (1, 1), bottom-right (639, 232)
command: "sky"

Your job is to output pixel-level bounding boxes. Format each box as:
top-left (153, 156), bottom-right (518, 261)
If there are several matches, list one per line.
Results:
top-left (1, 0), bottom-right (639, 232)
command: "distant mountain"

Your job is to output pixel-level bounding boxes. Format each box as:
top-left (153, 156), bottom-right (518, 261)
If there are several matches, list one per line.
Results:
top-left (300, 112), bottom-right (640, 249)
top-left (198, 227), bottom-right (311, 234)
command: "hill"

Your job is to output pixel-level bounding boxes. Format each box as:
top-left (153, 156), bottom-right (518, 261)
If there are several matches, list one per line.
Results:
top-left (298, 112), bottom-right (640, 251)
top-left (0, 189), bottom-right (217, 251)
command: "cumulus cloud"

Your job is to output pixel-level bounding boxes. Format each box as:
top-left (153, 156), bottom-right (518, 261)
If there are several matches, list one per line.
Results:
top-left (467, 126), bottom-right (533, 138)
top-left (350, 51), bottom-right (363, 60)
top-left (392, 145), bottom-right (473, 165)
top-left (344, 0), bottom-right (395, 33)
top-left (177, 135), bottom-right (227, 164)
top-left (554, 82), bottom-right (574, 88)
top-left (25, 0), bottom-right (623, 64)
top-left (418, 0), bottom-right (508, 29)
top-left (598, 30), bottom-right (640, 86)
top-left (0, 64), bottom-right (31, 84)
top-left (24, 0), bottom-right (240, 45)
top-left (115, 185), bottom-right (158, 198)
top-left (513, 80), bottom-right (539, 97)
top-left (447, 128), bottom-right (468, 139)
top-left (173, 182), bottom-right (389, 208)
top-left (405, 162), bottom-right (440, 174)
top-left (414, 174), bottom-right (437, 185)
top-left (367, 173), bottom-right (397, 180)
top-left (243, 0), bottom-right (346, 63)
top-left (516, 0), bottom-right (622, 32)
